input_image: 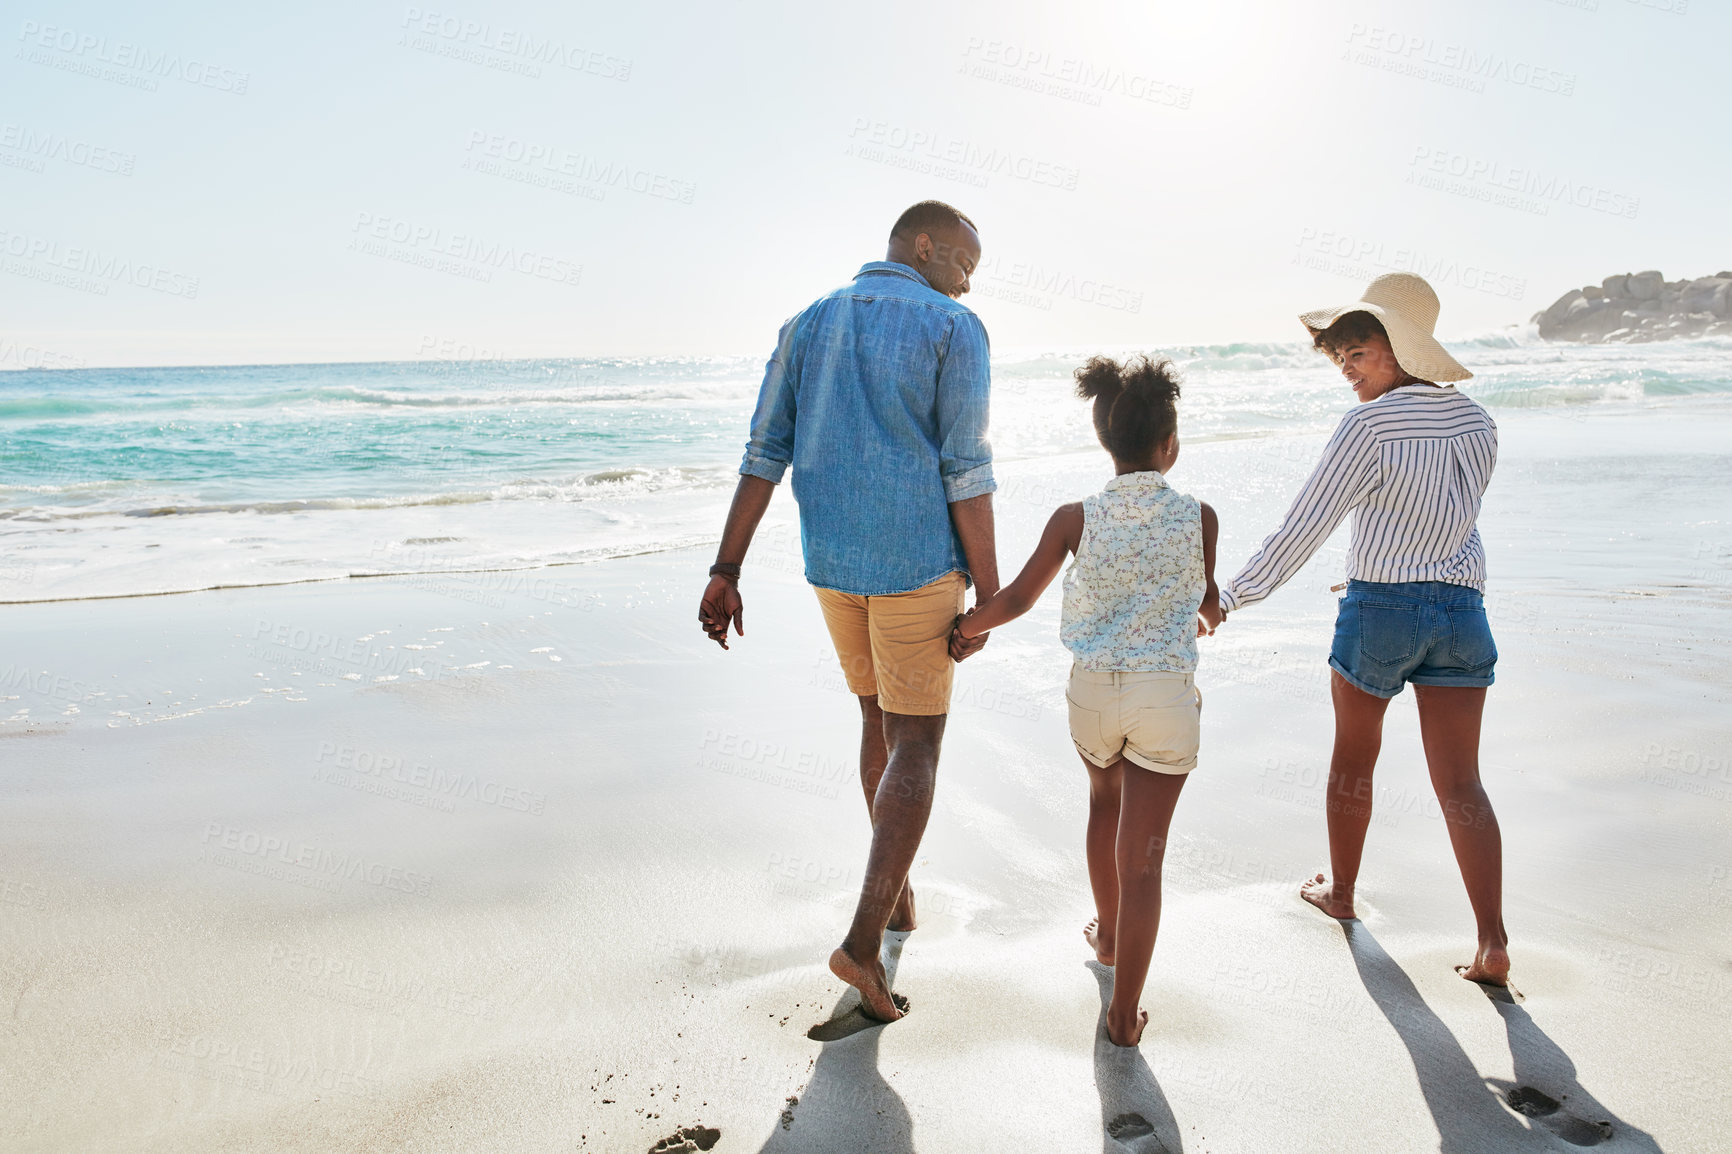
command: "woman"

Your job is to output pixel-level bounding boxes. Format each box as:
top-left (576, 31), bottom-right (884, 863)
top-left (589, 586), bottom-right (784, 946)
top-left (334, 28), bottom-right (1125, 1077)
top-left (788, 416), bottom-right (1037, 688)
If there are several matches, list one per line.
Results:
top-left (1220, 272), bottom-right (1509, 985)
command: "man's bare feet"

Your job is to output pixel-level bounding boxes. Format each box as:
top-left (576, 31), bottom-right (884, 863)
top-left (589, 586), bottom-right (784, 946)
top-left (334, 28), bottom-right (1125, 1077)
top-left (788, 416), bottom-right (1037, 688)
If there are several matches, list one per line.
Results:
top-left (1300, 873), bottom-right (1357, 920)
top-left (828, 947), bottom-right (905, 1022)
top-left (1456, 941), bottom-right (1511, 986)
top-left (887, 882), bottom-right (917, 933)
top-left (1105, 1007), bottom-right (1148, 1048)
top-left (1084, 917), bottom-right (1115, 966)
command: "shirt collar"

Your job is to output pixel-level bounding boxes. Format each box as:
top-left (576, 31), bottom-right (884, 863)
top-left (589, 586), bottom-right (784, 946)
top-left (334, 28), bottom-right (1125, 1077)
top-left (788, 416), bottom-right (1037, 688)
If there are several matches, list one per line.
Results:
top-left (1383, 383), bottom-right (1457, 400)
top-left (1104, 470), bottom-right (1169, 492)
top-left (856, 261), bottom-right (931, 287)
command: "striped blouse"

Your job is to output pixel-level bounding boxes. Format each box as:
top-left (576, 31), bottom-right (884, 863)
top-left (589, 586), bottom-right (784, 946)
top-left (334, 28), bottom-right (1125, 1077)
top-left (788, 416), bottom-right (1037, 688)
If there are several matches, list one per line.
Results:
top-left (1220, 384), bottom-right (1497, 612)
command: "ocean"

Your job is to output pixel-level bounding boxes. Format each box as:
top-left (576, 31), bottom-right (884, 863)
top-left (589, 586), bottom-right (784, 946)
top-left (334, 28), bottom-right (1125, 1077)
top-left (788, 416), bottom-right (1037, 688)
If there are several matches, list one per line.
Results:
top-left (3, 332), bottom-right (1730, 603)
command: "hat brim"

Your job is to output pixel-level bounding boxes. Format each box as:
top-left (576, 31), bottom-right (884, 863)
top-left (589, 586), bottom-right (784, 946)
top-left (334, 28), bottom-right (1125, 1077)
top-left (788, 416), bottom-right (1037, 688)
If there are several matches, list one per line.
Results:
top-left (1300, 303), bottom-right (1473, 383)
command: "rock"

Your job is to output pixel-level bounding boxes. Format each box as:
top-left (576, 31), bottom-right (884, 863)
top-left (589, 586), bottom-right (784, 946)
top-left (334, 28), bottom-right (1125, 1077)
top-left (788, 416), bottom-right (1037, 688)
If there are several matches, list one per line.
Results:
top-left (1536, 268), bottom-right (1730, 343)
top-left (1627, 270), bottom-right (1664, 300)
top-left (1681, 277), bottom-right (1730, 314)
top-left (1535, 288), bottom-right (1586, 337)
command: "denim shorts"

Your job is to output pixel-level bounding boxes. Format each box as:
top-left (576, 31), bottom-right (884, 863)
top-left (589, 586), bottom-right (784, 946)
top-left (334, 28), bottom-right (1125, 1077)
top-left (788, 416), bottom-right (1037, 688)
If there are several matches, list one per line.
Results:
top-left (1329, 580), bottom-right (1497, 699)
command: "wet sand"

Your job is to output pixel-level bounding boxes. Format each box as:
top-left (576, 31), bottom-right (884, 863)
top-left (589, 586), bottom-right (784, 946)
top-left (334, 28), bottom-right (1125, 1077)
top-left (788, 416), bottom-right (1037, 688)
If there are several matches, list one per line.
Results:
top-left (2, 404), bottom-right (1728, 1152)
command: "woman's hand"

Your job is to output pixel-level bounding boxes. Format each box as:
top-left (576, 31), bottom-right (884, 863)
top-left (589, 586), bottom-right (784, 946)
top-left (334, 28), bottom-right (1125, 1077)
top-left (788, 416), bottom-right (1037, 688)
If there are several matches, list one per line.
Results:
top-left (1197, 600), bottom-right (1225, 636)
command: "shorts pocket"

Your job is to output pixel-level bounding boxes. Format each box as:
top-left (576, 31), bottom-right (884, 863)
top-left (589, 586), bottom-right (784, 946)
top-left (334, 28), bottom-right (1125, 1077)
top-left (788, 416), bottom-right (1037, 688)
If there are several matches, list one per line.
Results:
top-left (1356, 602), bottom-right (1419, 666)
top-left (1446, 607), bottom-right (1498, 671)
top-left (1129, 699), bottom-right (1201, 770)
top-left (1065, 693), bottom-right (1113, 764)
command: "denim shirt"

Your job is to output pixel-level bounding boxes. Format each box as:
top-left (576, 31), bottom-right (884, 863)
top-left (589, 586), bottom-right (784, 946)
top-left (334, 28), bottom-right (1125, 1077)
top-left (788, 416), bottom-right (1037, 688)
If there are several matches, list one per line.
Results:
top-left (740, 261), bottom-right (995, 596)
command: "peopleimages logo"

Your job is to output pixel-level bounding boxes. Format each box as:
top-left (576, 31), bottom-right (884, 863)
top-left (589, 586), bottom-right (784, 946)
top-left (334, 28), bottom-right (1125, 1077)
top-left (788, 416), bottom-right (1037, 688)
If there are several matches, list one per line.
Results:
top-left (1344, 23), bottom-right (1576, 96)
top-left (1407, 146), bottom-right (1639, 219)
top-left (15, 20), bottom-right (250, 94)
top-left (846, 118), bottom-right (1081, 191)
top-left (1293, 227), bottom-right (1527, 301)
top-left (348, 212), bottom-right (582, 287)
top-left (0, 123), bottom-right (135, 175)
top-left (200, 823), bottom-right (433, 896)
top-left (398, 7), bottom-right (630, 80)
top-left (462, 131), bottom-right (696, 204)
top-left (0, 227), bottom-right (200, 298)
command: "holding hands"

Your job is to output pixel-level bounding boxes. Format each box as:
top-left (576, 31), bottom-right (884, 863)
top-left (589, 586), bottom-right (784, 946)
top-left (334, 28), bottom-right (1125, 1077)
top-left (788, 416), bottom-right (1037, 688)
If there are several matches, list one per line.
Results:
top-left (949, 606), bottom-right (989, 662)
top-left (1197, 599), bottom-right (1225, 637)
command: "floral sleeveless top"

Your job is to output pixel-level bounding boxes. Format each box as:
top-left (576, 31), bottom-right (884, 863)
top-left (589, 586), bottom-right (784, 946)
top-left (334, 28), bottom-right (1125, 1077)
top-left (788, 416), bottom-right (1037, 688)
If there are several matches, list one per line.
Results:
top-left (1060, 471), bottom-right (1205, 672)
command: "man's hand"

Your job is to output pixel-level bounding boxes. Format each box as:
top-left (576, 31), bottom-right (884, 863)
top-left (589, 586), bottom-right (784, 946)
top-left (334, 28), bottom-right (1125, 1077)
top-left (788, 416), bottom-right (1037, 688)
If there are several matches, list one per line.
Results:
top-left (699, 576), bottom-right (744, 649)
top-left (1197, 601), bottom-right (1225, 637)
top-left (949, 611), bottom-right (988, 662)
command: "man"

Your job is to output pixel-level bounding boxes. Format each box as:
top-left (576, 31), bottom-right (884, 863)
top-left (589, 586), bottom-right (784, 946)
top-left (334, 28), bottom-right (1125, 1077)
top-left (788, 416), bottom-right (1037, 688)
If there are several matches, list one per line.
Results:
top-left (697, 200), bottom-right (999, 1022)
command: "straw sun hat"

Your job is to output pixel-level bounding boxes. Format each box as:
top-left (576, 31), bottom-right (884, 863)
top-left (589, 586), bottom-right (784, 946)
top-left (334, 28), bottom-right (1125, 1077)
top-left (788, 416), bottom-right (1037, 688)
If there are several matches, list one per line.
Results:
top-left (1299, 272), bottom-right (1472, 383)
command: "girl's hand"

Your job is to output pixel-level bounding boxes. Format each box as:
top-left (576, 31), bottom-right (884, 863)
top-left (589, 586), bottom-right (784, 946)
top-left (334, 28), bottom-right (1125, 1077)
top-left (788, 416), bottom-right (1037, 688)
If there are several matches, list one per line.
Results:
top-left (950, 609), bottom-right (988, 662)
top-left (1198, 599), bottom-right (1225, 636)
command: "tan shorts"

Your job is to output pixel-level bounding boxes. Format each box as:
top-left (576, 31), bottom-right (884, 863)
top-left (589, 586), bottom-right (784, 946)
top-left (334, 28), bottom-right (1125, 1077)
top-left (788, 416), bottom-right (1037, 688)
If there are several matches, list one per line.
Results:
top-left (814, 572), bottom-right (967, 716)
top-left (1065, 664), bottom-right (1202, 774)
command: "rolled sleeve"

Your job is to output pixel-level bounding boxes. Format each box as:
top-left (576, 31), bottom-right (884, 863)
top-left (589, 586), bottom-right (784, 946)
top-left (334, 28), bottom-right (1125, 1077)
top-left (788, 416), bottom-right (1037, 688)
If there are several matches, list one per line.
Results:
top-left (936, 312), bottom-right (995, 505)
top-left (739, 316), bottom-right (800, 484)
top-left (942, 460), bottom-right (996, 503)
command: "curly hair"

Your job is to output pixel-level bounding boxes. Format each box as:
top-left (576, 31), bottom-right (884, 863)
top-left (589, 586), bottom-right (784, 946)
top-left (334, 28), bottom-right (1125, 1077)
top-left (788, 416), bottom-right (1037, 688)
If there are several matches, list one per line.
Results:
top-left (1073, 355), bottom-right (1182, 463)
top-left (1311, 310), bottom-right (1390, 362)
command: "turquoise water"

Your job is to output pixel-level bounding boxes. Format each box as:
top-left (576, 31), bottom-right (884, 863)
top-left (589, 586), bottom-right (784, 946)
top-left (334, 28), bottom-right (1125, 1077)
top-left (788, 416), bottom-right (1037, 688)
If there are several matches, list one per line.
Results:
top-left (2, 333), bottom-right (1729, 600)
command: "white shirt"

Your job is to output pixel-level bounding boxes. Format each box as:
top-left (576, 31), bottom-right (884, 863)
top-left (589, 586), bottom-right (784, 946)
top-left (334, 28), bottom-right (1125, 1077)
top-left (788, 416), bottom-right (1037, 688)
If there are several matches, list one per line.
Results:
top-left (1221, 385), bottom-right (1497, 611)
top-left (1061, 471), bottom-right (1205, 672)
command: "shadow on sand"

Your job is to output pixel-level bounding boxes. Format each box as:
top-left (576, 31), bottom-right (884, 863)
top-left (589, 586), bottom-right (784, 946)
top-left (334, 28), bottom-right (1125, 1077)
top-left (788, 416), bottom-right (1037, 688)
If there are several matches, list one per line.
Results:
top-left (1340, 920), bottom-right (1662, 1152)
top-left (1087, 960), bottom-right (1183, 1154)
top-left (756, 932), bottom-right (914, 1154)
top-left (1480, 983), bottom-right (1663, 1151)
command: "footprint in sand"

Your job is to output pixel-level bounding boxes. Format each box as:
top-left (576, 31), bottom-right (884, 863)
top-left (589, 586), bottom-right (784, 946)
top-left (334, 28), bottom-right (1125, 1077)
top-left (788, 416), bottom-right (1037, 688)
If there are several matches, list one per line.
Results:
top-left (1506, 1087), bottom-right (1613, 1146)
top-left (1105, 1111), bottom-right (1172, 1152)
top-left (647, 1123), bottom-right (721, 1153)
top-left (805, 993), bottom-right (910, 1042)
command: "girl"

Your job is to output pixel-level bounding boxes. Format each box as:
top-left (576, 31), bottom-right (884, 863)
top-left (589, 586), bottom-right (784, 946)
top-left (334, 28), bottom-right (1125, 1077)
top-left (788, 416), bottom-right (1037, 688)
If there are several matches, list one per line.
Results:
top-left (953, 355), bottom-right (1221, 1046)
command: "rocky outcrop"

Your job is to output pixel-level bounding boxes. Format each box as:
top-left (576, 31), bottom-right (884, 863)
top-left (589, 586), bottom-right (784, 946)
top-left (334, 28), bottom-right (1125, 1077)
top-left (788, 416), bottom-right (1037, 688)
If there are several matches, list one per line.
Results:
top-left (1533, 270), bottom-right (1732, 342)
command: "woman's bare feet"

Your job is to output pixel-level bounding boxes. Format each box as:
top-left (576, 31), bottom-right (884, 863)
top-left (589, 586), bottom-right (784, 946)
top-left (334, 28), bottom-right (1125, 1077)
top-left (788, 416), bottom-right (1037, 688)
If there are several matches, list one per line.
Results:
top-left (1300, 873), bottom-right (1357, 919)
top-left (828, 946), bottom-right (905, 1022)
top-left (887, 882), bottom-right (917, 933)
top-left (1105, 1007), bottom-right (1148, 1048)
top-left (1084, 918), bottom-right (1115, 965)
top-left (1456, 940), bottom-right (1511, 986)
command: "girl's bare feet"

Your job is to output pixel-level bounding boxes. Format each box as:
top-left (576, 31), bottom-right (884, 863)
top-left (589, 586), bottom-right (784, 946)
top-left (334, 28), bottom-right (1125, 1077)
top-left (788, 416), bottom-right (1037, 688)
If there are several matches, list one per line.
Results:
top-left (1456, 940), bottom-right (1511, 986)
top-left (1084, 917), bottom-right (1115, 965)
top-left (828, 947), bottom-right (904, 1022)
top-left (1300, 873), bottom-right (1356, 919)
top-left (1105, 1007), bottom-right (1148, 1048)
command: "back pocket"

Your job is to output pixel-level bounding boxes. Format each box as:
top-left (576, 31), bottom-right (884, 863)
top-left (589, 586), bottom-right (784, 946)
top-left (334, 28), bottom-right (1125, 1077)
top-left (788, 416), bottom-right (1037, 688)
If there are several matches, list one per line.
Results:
top-left (1357, 602), bottom-right (1419, 666)
top-left (1446, 607), bottom-right (1498, 671)
top-left (1065, 694), bottom-right (1113, 764)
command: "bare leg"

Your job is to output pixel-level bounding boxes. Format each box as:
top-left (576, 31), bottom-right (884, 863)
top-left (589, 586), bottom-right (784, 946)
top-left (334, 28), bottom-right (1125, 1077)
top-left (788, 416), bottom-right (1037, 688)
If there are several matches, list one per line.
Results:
top-left (1082, 755), bottom-right (1123, 965)
top-left (1413, 684), bottom-right (1509, 985)
top-left (1302, 672), bottom-right (1392, 920)
top-left (831, 710), bottom-right (946, 1021)
top-left (1105, 764), bottom-right (1188, 1046)
top-left (854, 696), bottom-right (915, 931)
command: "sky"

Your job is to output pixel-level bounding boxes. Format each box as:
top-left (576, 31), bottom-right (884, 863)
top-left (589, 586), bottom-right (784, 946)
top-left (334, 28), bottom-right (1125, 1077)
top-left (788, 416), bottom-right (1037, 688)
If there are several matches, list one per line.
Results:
top-left (1, 0), bottom-right (1726, 368)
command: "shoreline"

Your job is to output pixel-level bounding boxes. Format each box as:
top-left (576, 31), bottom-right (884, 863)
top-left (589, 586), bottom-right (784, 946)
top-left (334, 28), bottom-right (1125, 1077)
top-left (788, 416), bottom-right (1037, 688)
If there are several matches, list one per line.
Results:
top-left (2, 404), bottom-right (1727, 1151)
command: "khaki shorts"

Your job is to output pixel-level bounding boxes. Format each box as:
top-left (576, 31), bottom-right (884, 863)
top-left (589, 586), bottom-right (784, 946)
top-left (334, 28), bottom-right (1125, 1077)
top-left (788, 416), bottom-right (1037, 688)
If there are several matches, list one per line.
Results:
top-left (814, 572), bottom-right (967, 716)
top-left (1065, 664), bottom-right (1202, 774)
